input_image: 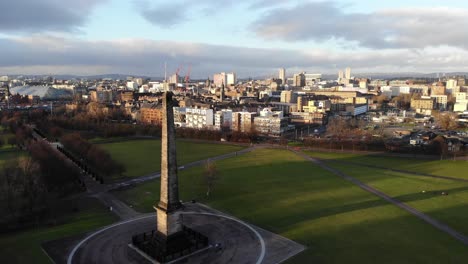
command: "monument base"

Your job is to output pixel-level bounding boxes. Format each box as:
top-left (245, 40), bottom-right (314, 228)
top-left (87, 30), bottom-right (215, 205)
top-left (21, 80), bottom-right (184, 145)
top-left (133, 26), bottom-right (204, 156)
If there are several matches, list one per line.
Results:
top-left (132, 226), bottom-right (209, 263)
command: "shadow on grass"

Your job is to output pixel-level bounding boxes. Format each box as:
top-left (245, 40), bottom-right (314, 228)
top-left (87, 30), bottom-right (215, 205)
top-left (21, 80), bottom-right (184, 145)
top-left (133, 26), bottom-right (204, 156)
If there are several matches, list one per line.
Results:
top-left (394, 186), bottom-right (468, 203)
top-left (305, 150), bottom-right (468, 181)
top-left (284, 210), bottom-right (468, 264)
top-left (113, 150), bottom-right (468, 264)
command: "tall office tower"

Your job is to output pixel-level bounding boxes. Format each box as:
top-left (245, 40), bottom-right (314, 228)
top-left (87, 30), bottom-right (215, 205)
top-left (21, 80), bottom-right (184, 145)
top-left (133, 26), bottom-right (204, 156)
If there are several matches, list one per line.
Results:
top-left (220, 83), bottom-right (225, 102)
top-left (338, 70), bottom-right (344, 80)
top-left (293, 73), bottom-right (306, 87)
top-left (169, 73), bottom-right (179, 84)
top-left (213, 72), bottom-right (226, 87)
top-left (279, 68), bottom-right (286, 85)
top-left (345, 67), bottom-right (351, 80)
top-left (226, 72), bottom-right (237, 86)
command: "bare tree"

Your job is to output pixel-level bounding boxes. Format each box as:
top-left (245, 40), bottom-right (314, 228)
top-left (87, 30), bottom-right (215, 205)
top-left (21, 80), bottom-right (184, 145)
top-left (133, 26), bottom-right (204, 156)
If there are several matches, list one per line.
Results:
top-left (0, 160), bottom-right (21, 216)
top-left (203, 159), bottom-right (220, 197)
top-left (17, 157), bottom-right (44, 213)
top-left (432, 135), bottom-right (448, 160)
top-left (433, 112), bottom-right (459, 130)
top-left (327, 118), bottom-right (351, 150)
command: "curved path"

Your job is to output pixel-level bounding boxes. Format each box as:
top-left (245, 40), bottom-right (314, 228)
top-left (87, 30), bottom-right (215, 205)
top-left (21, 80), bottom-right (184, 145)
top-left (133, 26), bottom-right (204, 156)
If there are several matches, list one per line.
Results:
top-left (68, 212), bottom-right (265, 264)
top-left (294, 150), bottom-right (468, 246)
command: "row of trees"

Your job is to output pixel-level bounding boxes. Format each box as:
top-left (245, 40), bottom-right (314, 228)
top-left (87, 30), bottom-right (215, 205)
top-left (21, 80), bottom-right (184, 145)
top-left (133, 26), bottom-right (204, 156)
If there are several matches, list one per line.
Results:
top-left (48, 114), bottom-right (258, 143)
top-left (321, 118), bottom-right (385, 151)
top-left (0, 134), bottom-right (83, 230)
top-left (61, 133), bottom-right (125, 179)
top-left (28, 140), bottom-right (82, 194)
top-left (0, 157), bottom-right (45, 221)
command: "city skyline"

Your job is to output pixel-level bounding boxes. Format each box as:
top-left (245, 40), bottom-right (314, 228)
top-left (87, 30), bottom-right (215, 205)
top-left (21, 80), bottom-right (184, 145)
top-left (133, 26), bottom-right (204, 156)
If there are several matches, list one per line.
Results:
top-left (1, 0), bottom-right (468, 77)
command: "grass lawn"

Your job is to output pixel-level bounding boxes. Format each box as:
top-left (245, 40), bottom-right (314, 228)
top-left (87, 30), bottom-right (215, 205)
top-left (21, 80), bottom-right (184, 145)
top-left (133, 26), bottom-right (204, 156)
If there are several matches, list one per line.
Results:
top-left (0, 197), bottom-right (117, 264)
top-left (100, 139), bottom-right (245, 179)
top-left (305, 150), bottom-right (468, 179)
top-left (0, 150), bottom-right (26, 166)
top-left (0, 133), bottom-right (16, 150)
top-left (325, 161), bottom-right (468, 238)
top-left (114, 148), bottom-right (468, 263)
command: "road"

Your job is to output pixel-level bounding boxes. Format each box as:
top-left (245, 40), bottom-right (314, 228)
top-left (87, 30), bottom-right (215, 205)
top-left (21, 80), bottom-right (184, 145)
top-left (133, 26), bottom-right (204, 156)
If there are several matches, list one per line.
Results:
top-left (293, 150), bottom-right (468, 246)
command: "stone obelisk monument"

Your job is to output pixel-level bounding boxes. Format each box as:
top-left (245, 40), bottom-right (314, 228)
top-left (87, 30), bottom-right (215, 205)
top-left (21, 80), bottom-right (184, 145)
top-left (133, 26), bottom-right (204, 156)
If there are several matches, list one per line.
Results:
top-left (132, 91), bottom-right (208, 262)
top-left (155, 91), bottom-right (182, 237)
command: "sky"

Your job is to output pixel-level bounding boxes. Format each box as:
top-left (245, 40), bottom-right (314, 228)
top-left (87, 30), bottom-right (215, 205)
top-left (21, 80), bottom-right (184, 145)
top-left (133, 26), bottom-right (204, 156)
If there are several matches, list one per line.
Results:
top-left (1, 0), bottom-right (468, 78)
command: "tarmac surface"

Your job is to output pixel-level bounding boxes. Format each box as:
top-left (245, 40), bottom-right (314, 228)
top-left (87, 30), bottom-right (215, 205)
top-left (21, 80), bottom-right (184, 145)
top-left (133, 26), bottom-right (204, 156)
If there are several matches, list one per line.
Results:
top-left (66, 203), bottom-right (305, 264)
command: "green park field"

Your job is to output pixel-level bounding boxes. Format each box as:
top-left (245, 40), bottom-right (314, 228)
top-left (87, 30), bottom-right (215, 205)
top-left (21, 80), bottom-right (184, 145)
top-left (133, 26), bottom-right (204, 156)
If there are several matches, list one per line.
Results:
top-left (99, 139), bottom-right (245, 179)
top-left (0, 197), bottom-right (117, 264)
top-left (0, 149), bottom-right (26, 166)
top-left (305, 151), bottom-right (468, 180)
top-left (317, 160), bottom-right (468, 237)
top-left (114, 148), bottom-right (468, 263)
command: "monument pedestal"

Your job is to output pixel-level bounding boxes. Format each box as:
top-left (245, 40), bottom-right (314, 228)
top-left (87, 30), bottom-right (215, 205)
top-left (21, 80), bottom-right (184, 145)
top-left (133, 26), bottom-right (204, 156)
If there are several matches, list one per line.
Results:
top-left (132, 225), bottom-right (209, 263)
top-left (156, 206), bottom-right (183, 236)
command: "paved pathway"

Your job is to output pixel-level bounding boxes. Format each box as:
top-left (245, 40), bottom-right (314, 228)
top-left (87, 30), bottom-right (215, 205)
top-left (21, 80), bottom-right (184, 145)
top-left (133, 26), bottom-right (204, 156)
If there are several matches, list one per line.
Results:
top-left (67, 203), bottom-right (305, 264)
top-left (93, 146), bottom-right (257, 220)
top-left (94, 192), bottom-right (139, 220)
top-left (293, 150), bottom-right (468, 246)
top-left (30, 128), bottom-right (258, 221)
top-left (106, 146), bottom-right (257, 193)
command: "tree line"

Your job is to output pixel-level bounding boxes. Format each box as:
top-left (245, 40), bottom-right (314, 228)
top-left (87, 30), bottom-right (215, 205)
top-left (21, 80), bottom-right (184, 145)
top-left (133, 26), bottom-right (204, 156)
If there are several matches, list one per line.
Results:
top-left (0, 125), bottom-right (83, 231)
top-left (61, 133), bottom-right (125, 180)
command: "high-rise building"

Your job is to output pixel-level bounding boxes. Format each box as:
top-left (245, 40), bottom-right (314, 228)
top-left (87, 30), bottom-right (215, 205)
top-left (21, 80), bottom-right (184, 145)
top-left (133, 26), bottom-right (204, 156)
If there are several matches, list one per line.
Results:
top-left (345, 67), bottom-right (351, 80)
top-left (293, 73), bottom-right (306, 87)
top-left (447, 79), bottom-right (458, 89)
top-left (185, 107), bottom-right (213, 129)
top-left (279, 68), bottom-right (286, 85)
top-left (454, 92), bottom-right (468, 112)
top-left (214, 109), bottom-right (233, 131)
top-left (280, 90), bottom-right (293, 103)
top-left (126, 81), bottom-right (138, 90)
top-left (226, 72), bottom-right (236, 86)
top-left (254, 109), bottom-right (288, 136)
top-left (169, 74), bottom-right (179, 84)
top-left (213, 72), bottom-right (226, 87)
top-left (338, 71), bottom-right (343, 80)
top-left (232, 112), bottom-right (257, 133)
top-left (304, 73), bottom-right (322, 86)
top-left (220, 83), bottom-right (225, 102)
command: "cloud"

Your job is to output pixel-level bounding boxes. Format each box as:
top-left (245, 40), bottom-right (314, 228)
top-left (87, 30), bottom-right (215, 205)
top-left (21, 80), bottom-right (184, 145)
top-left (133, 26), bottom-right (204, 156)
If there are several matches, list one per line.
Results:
top-left (137, 0), bottom-right (290, 28)
top-left (253, 2), bottom-right (468, 50)
top-left (1, 35), bottom-right (468, 77)
top-left (0, 0), bottom-right (106, 33)
top-left (140, 2), bottom-right (188, 27)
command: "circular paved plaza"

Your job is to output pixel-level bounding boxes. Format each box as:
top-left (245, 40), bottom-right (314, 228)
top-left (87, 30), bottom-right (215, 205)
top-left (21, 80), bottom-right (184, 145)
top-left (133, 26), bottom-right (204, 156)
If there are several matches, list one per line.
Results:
top-left (69, 212), bottom-right (264, 264)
